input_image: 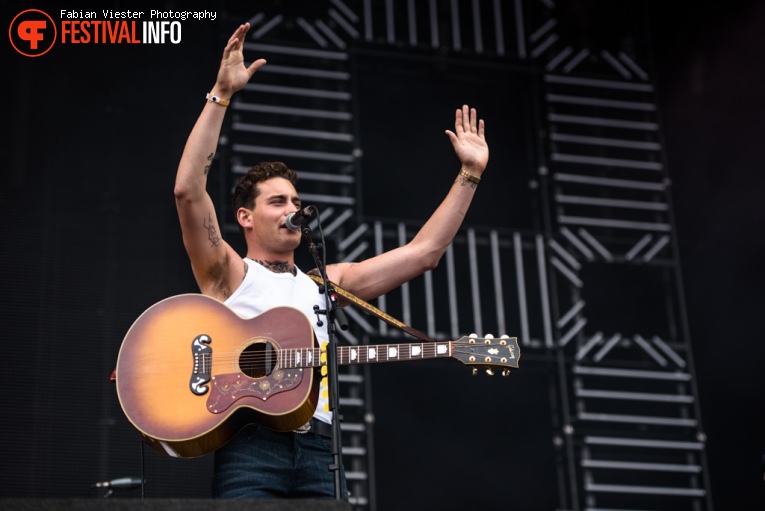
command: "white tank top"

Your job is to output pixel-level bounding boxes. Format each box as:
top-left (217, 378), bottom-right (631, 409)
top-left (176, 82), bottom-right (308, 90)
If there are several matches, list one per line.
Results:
top-left (224, 258), bottom-right (331, 424)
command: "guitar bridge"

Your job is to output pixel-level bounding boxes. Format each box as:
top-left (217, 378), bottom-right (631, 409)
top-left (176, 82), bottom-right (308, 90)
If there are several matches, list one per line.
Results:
top-left (190, 334), bottom-right (212, 395)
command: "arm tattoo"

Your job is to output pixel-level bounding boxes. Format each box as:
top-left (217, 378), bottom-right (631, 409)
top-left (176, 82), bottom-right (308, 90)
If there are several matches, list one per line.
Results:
top-left (203, 152), bottom-right (214, 175)
top-left (457, 175), bottom-right (478, 190)
top-left (203, 213), bottom-right (221, 247)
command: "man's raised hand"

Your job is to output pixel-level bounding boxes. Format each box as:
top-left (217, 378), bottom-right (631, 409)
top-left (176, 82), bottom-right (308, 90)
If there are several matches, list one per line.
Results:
top-left (214, 23), bottom-right (267, 97)
top-left (445, 105), bottom-right (489, 176)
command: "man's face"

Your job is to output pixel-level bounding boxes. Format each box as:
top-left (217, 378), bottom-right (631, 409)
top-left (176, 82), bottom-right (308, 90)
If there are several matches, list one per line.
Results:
top-left (247, 177), bottom-right (302, 256)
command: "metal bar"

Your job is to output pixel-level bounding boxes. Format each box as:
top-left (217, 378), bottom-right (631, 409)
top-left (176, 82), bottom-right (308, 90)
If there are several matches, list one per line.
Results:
top-left (513, 0), bottom-right (526, 58)
top-left (529, 18), bottom-right (557, 43)
top-left (425, 270), bottom-right (436, 338)
top-left (652, 336), bottom-right (687, 368)
top-left (586, 483), bottom-right (706, 497)
top-left (555, 194), bottom-right (668, 211)
top-left (549, 239), bottom-right (582, 271)
top-left (618, 51), bottom-right (649, 81)
top-left (243, 83), bottom-right (351, 101)
top-left (576, 228), bottom-right (613, 261)
top-left (573, 365), bottom-right (691, 381)
top-left (315, 19), bottom-right (347, 49)
top-left (531, 34), bottom-right (559, 59)
top-left (546, 46), bottom-right (573, 72)
top-left (558, 317), bottom-right (587, 347)
top-left (600, 50), bottom-right (632, 80)
top-left (288, 171), bottom-right (354, 184)
top-left (633, 334), bottom-right (668, 367)
top-left (233, 143), bottom-right (354, 163)
top-left (624, 234), bottom-right (654, 261)
top-left (575, 332), bottom-right (602, 361)
top-left (467, 229), bottom-right (483, 336)
top-left (296, 193), bottom-right (355, 205)
top-left (407, 0), bottom-right (417, 46)
top-left (558, 216), bottom-right (671, 232)
top-left (554, 173), bottom-right (667, 191)
top-left (330, 0), bottom-right (360, 23)
top-left (578, 412), bottom-right (697, 427)
top-left (385, 0), bottom-right (395, 44)
top-left (233, 102), bottom-right (352, 120)
top-left (296, 17), bottom-right (328, 48)
top-left (562, 48), bottom-right (590, 73)
top-left (259, 63), bottom-right (350, 80)
top-left (551, 256), bottom-right (583, 288)
top-left (398, 223), bottom-right (412, 326)
top-left (584, 436), bottom-right (704, 450)
top-left (490, 231), bottom-right (507, 336)
top-left (551, 152), bottom-right (663, 171)
top-left (446, 244), bottom-right (459, 339)
top-left (322, 208), bottom-right (355, 237)
top-left (245, 42), bottom-right (348, 60)
top-left (545, 74), bottom-right (654, 92)
top-left (450, 0), bottom-right (461, 51)
top-left (559, 226), bottom-right (594, 260)
top-left (338, 224), bottom-right (370, 251)
top-left (374, 222), bottom-right (387, 336)
top-left (546, 94), bottom-right (654, 111)
top-left (513, 233), bottom-right (530, 346)
top-left (582, 459), bottom-right (701, 473)
top-left (641, 234), bottom-right (671, 262)
top-left (329, 9), bottom-right (360, 39)
top-left (493, 0), bottom-right (505, 56)
top-left (556, 299), bottom-right (585, 329)
top-left (472, 0), bottom-right (483, 53)
top-left (592, 333), bottom-right (622, 362)
top-left (363, 0), bottom-right (373, 42)
top-left (549, 113), bottom-right (658, 130)
top-left (232, 122), bottom-right (353, 142)
top-left (429, 0), bottom-right (439, 48)
top-left (341, 241), bottom-right (369, 263)
top-left (536, 235), bottom-right (553, 348)
top-left (252, 15), bottom-right (283, 39)
top-left (550, 132), bottom-right (661, 150)
top-left (576, 388), bottom-right (694, 404)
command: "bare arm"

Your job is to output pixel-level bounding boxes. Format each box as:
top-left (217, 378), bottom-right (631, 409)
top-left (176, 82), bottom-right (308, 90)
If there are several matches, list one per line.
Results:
top-left (174, 23), bottom-right (266, 300)
top-left (326, 105), bottom-right (489, 300)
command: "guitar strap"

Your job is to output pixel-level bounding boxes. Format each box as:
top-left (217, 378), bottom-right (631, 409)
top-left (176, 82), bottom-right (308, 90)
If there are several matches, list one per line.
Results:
top-left (306, 273), bottom-right (436, 343)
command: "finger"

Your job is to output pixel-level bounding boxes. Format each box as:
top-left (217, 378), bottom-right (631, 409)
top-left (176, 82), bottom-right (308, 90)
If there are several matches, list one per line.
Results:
top-left (454, 108), bottom-right (463, 134)
top-left (445, 130), bottom-right (458, 144)
top-left (478, 119), bottom-right (485, 139)
top-left (247, 58), bottom-right (268, 78)
top-left (462, 105), bottom-right (470, 133)
top-left (470, 107), bottom-right (478, 133)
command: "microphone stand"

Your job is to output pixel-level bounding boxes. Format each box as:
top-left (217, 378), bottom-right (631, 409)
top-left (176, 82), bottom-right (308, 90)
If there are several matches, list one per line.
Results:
top-left (301, 214), bottom-right (348, 500)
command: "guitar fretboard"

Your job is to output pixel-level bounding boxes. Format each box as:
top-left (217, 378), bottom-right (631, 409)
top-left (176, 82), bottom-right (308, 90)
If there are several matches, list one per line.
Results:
top-left (277, 342), bottom-right (453, 369)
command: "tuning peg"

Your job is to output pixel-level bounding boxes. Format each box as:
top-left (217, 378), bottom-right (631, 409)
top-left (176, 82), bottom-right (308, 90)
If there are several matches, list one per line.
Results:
top-left (486, 367), bottom-right (495, 376)
top-left (469, 333), bottom-right (478, 344)
top-left (472, 368), bottom-right (478, 376)
top-left (484, 333), bottom-right (494, 344)
top-left (502, 369), bottom-right (511, 377)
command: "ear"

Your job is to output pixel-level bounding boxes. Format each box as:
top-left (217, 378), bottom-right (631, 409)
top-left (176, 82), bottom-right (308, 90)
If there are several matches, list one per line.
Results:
top-left (236, 207), bottom-right (253, 230)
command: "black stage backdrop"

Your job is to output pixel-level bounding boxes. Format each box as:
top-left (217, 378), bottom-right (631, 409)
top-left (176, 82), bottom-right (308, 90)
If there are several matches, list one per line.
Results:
top-left (2, 1), bottom-right (764, 509)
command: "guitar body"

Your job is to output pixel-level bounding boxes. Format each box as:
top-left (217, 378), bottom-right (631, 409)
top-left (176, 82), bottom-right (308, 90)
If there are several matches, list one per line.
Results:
top-left (116, 294), bottom-right (319, 458)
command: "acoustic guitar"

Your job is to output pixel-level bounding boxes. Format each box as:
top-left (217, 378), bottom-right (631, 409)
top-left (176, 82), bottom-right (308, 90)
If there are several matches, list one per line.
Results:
top-left (116, 294), bottom-right (520, 458)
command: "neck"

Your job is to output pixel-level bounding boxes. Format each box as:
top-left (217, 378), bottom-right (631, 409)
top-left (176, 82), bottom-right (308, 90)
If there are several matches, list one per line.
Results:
top-left (253, 258), bottom-right (296, 276)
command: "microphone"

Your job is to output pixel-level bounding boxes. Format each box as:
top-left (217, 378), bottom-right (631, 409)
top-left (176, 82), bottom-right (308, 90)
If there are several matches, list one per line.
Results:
top-left (285, 205), bottom-right (316, 231)
top-left (92, 477), bottom-right (144, 489)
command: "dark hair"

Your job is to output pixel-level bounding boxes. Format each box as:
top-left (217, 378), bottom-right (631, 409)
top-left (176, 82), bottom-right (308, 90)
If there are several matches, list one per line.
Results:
top-left (232, 161), bottom-right (298, 211)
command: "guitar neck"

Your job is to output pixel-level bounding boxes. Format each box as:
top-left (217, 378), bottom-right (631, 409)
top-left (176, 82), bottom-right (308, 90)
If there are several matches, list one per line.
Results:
top-left (280, 342), bottom-right (453, 369)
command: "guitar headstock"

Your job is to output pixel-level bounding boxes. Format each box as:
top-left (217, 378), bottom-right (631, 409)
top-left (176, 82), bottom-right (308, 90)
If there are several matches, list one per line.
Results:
top-left (452, 334), bottom-right (520, 376)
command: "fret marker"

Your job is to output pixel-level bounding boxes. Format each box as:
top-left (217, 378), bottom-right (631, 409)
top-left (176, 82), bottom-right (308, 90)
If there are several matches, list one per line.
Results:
top-left (412, 346), bottom-right (421, 356)
top-left (296, 351), bottom-right (302, 365)
top-left (369, 348), bottom-right (377, 359)
top-left (388, 347), bottom-right (398, 358)
top-left (308, 351), bottom-right (313, 364)
top-left (351, 348), bottom-right (358, 361)
top-left (437, 344), bottom-right (448, 355)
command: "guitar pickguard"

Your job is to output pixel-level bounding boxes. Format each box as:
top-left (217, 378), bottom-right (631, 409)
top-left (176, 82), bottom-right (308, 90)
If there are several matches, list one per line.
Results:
top-left (206, 369), bottom-right (306, 414)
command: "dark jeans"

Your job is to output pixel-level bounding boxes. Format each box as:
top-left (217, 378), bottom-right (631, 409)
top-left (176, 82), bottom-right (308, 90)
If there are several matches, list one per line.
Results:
top-left (212, 424), bottom-right (347, 499)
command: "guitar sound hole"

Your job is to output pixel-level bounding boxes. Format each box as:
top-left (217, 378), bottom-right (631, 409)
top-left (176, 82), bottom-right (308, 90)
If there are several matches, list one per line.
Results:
top-left (239, 342), bottom-right (277, 378)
